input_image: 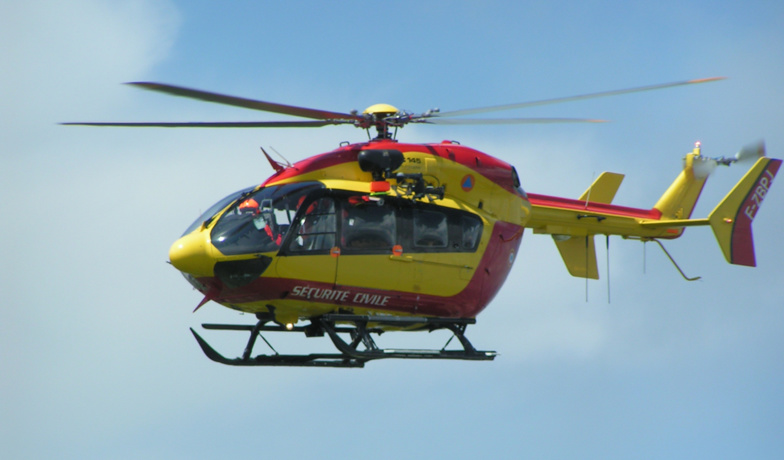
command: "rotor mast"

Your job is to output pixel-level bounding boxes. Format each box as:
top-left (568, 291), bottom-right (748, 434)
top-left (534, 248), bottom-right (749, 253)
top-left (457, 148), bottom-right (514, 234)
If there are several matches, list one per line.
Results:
top-left (362, 103), bottom-right (400, 139)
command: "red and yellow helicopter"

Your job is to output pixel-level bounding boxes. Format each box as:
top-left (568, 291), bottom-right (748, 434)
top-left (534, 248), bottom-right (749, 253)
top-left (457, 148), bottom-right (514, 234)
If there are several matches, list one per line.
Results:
top-left (65, 78), bottom-right (781, 367)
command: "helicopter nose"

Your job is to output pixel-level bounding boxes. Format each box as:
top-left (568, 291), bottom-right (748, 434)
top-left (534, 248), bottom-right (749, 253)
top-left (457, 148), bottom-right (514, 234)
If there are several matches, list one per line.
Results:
top-left (169, 231), bottom-right (215, 277)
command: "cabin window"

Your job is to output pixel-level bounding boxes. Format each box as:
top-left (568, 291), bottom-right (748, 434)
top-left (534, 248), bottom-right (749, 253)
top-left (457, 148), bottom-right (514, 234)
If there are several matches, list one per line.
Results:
top-left (413, 209), bottom-right (448, 248)
top-left (275, 190), bottom-right (483, 256)
top-left (335, 195), bottom-right (483, 255)
top-left (461, 215), bottom-right (483, 250)
top-left (342, 202), bottom-right (396, 252)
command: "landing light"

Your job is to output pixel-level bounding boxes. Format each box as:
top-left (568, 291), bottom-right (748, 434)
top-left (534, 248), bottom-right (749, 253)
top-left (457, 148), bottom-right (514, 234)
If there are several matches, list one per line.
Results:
top-left (285, 323), bottom-right (294, 331)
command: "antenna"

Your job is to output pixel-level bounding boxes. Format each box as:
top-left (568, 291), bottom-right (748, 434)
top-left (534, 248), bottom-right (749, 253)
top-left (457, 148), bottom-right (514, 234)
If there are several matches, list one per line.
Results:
top-left (268, 146), bottom-right (293, 168)
top-left (584, 171), bottom-right (596, 209)
top-left (606, 235), bottom-right (611, 304)
top-left (584, 235), bottom-right (590, 302)
top-left (260, 146), bottom-right (285, 173)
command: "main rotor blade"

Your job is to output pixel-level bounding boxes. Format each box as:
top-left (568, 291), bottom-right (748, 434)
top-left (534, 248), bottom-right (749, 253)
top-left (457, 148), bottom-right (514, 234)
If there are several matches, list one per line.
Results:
top-left (61, 120), bottom-right (348, 128)
top-left (418, 117), bottom-right (607, 125)
top-left (434, 77), bottom-right (725, 118)
top-left (127, 82), bottom-right (361, 121)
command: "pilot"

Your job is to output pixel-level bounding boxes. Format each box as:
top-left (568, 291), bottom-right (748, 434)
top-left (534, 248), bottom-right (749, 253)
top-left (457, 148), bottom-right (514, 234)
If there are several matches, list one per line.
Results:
top-left (262, 210), bottom-right (282, 246)
top-left (238, 198), bottom-right (259, 214)
top-left (239, 197), bottom-right (282, 246)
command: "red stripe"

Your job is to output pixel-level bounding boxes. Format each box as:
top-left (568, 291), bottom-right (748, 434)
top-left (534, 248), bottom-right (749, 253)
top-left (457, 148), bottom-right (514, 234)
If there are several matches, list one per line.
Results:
top-left (197, 221), bottom-right (524, 318)
top-left (528, 193), bottom-right (662, 219)
top-left (261, 140), bottom-right (523, 196)
top-left (261, 144), bottom-right (360, 185)
top-left (730, 159), bottom-right (781, 266)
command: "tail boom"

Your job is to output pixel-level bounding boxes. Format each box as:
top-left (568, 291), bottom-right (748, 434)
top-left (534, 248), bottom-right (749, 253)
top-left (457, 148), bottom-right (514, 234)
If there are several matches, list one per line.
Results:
top-left (526, 148), bottom-right (781, 277)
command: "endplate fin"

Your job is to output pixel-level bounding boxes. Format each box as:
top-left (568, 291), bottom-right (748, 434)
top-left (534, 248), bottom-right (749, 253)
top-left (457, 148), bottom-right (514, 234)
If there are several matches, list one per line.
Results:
top-left (554, 235), bottom-right (599, 279)
top-left (579, 172), bottom-right (624, 204)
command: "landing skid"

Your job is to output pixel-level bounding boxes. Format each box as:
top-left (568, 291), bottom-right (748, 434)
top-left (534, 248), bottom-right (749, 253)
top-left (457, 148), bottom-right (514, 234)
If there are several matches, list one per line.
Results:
top-left (191, 314), bottom-right (496, 368)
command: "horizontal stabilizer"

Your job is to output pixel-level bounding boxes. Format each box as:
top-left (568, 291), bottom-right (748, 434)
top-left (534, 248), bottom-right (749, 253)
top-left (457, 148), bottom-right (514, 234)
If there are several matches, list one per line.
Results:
top-left (579, 172), bottom-right (625, 204)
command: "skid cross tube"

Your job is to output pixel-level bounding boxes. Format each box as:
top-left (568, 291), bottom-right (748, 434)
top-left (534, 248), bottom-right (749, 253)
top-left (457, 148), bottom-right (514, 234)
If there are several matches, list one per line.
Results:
top-left (191, 314), bottom-right (496, 368)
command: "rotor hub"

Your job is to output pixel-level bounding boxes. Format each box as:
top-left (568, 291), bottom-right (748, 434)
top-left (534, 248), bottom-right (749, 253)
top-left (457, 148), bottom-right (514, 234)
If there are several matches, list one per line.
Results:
top-left (363, 103), bottom-right (399, 117)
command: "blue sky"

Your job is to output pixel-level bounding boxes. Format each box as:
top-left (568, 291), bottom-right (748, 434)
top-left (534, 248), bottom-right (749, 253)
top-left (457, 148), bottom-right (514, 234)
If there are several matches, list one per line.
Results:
top-left (3, 1), bottom-right (784, 458)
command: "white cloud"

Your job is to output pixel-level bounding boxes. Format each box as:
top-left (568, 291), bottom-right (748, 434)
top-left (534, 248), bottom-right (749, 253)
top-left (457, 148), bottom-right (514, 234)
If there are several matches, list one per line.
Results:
top-left (1, 0), bottom-right (180, 130)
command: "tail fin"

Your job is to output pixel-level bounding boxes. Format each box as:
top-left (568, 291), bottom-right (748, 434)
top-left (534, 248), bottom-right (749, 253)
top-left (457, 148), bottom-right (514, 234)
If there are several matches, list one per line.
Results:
top-left (653, 144), bottom-right (714, 220)
top-left (708, 157), bottom-right (781, 266)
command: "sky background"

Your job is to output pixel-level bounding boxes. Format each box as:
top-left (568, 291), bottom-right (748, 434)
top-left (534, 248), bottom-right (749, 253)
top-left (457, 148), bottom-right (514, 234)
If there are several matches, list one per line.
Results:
top-left (3, 1), bottom-right (784, 458)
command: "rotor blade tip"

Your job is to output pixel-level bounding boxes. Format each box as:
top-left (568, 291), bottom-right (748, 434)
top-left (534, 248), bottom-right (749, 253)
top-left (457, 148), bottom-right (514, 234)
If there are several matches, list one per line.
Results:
top-left (690, 76), bottom-right (727, 84)
top-left (125, 81), bottom-right (160, 89)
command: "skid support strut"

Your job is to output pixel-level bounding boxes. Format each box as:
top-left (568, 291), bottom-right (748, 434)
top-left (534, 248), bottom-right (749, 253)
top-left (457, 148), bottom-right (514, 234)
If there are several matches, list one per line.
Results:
top-left (190, 314), bottom-right (496, 368)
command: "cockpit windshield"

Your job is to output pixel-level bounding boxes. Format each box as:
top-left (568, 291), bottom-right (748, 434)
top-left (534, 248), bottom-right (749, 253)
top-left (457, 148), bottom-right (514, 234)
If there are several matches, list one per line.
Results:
top-left (210, 182), bottom-right (325, 255)
top-left (181, 186), bottom-right (256, 236)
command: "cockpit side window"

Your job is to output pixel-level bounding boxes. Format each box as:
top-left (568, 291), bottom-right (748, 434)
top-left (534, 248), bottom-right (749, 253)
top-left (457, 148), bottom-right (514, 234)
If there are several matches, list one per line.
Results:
top-left (211, 182), bottom-right (324, 256)
top-left (287, 197), bottom-right (336, 253)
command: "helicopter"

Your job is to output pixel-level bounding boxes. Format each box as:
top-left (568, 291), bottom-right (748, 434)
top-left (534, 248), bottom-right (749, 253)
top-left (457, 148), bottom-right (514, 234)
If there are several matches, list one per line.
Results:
top-left (64, 78), bottom-right (781, 367)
